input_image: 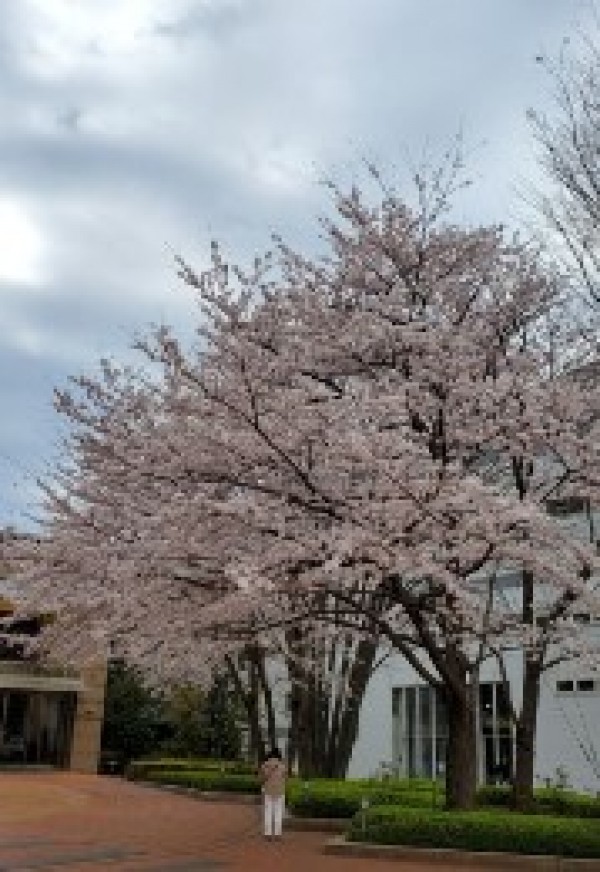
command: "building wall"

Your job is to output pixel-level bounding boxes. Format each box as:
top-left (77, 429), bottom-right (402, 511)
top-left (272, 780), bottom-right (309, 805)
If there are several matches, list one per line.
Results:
top-left (346, 646), bottom-right (600, 793)
top-left (536, 663), bottom-right (600, 793)
top-left (69, 661), bottom-right (107, 774)
top-left (346, 652), bottom-right (400, 779)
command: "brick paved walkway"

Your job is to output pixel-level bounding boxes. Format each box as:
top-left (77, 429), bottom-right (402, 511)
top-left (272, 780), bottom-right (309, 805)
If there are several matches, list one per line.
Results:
top-left (0, 771), bottom-right (492, 870)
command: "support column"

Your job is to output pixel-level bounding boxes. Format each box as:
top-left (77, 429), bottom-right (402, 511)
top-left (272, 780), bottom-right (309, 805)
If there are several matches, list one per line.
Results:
top-left (69, 661), bottom-right (107, 774)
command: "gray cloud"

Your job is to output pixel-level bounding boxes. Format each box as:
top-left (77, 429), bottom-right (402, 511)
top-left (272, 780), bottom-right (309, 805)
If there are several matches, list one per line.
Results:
top-left (0, 0), bottom-right (593, 528)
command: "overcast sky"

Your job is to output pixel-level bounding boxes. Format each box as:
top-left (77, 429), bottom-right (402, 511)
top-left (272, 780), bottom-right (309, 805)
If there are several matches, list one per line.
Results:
top-left (0, 0), bottom-right (594, 528)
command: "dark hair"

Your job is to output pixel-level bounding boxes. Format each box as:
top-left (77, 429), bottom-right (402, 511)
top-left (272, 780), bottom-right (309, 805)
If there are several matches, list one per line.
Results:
top-left (269, 746), bottom-right (282, 760)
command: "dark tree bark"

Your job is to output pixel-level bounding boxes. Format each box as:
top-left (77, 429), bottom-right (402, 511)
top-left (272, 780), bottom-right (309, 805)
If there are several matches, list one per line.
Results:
top-left (225, 648), bottom-right (266, 763)
top-left (255, 646), bottom-right (278, 753)
top-left (511, 568), bottom-right (541, 811)
top-left (445, 683), bottom-right (478, 810)
top-left (285, 623), bottom-right (377, 779)
top-left (513, 654), bottom-right (541, 812)
top-left (326, 637), bottom-right (378, 778)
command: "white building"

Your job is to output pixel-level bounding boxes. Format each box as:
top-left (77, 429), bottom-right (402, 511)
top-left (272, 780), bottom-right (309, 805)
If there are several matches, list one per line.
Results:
top-left (265, 504), bottom-right (600, 794)
top-left (347, 641), bottom-right (600, 794)
top-left (348, 503), bottom-right (600, 793)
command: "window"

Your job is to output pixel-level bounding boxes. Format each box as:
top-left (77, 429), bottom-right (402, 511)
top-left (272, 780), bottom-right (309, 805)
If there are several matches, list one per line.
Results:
top-left (392, 686), bottom-right (447, 781)
top-left (538, 612), bottom-right (593, 628)
top-left (392, 683), bottom-right (513, 785)
top-left (479, 682), bottom-right (513, 785)
top-left (556, 680), bottom-right (574, 693)
top-left (576, 680), bottom-right (596, 693)
top-left (546, 496), bottom-right (587, 516)
top-left (556, 679), bottom-right (597, 694)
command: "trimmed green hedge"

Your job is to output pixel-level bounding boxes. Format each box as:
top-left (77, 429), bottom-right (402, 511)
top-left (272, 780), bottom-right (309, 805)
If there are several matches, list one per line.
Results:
top-left (139, 768), bottom-right (261, 794)
top-left (287, 779), bottom-right (443, 818)
top-left (129, 762), bottom-right (600, 823)
top-left (132, 766), bottom-right (442, 813)
top-left (127, 758), bottom-right (255, 780)
top-left (477, 785), bottom-right (600, 818)
top-left (348, 806), bottom-right (600, 858)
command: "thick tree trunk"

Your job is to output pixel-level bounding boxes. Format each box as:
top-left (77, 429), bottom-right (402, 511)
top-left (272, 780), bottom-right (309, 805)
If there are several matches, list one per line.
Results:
top-left (513, 655), bottom-right (541, 812)
top-left (255, 647), bottom-right (278, 753)
top-left (512, 568), bottom-right (541, 812)
top-left (224, 652), bottom-right (265, 764)
top-left (327, 638), bottom-right (377, 778)
top-left (328, 693), bottom-right (361, 778)
top-left (286, 677), bottom-right (301, 776)
top-left (247, 654), bottom-right (266, 763)
top-left (297, 678), bottom-right (318, 777)
top-left (445, 688), bottom-right (478, 810)
top-left (287, 633), bottom-right (377, 779)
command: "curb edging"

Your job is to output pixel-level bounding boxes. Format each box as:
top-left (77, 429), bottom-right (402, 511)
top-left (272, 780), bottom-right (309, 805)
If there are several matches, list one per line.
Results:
top-left (323, 836), bottom-right (600, 870)
top-left (131, 781), bottom-right (262, 804)
top-left (284, 817), bottom-right (347, 833)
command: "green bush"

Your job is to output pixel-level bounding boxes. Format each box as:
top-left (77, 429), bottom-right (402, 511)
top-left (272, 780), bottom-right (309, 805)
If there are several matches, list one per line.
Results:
top-left (474, 785), bottom-right (511, 807)
top-left (162, 678), bottom-right (242, 760)
top-left (348, 806), bottom-right (600, 858)
top-left (286, 779), bottom-right (443, 818)
top-left (128, 757), bottom-right (255, 780)
top-left (140, 767), bottom-right (261, 794)
top-left (102, 661), bottom-right (168, 766)
top-left (533, 788), bottom-right (600, 819)
top-left (476, 785), bottom-right (600, 818)
top-left (129, 765), bottom-right (600, 824)
top-left (133, 765), bottom-right (443, 812)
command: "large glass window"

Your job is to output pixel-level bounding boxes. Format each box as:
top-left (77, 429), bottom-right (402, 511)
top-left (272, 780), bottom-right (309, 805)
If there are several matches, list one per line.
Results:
top-left (391, 685), bottom-right (448, 780)
top-left (479, 681), bottom-right (513, 784)
top-left (392, 682), bottom-right (514, 784)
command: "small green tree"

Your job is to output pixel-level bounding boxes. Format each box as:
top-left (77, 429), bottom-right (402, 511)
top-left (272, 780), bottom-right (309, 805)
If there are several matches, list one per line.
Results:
top-left (163, 684), bottom-right (206, 757)
top-left (198, 675), bottom-right (243, 760)
top-left (101, 659), bottom-right (166, 767)
top-left (163, 676), bottom-right (242, 759)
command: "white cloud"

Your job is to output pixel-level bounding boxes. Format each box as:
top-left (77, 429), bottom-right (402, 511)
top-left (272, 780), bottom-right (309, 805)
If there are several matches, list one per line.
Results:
top-left (0, 198), bottom-right (45, 285)
top-left (16, 0), bottom-right (190, 77)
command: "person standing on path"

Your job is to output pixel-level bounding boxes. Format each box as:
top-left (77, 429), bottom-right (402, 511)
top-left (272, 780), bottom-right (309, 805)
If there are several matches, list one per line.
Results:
top-left (259, 747), bottom-right (287, 839)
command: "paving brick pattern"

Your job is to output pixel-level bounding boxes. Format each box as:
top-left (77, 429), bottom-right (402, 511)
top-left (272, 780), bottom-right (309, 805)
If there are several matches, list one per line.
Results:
top-left (0, 772), bottom-right (494, 871)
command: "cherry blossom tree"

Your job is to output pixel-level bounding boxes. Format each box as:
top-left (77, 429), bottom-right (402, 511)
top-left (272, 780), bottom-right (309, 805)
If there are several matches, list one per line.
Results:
top-left (3, 151), bottom-right (599, 809)
top-left (516, 12), bottom-right (600, 807)
top-left (527, 10), bottom-right (599, 308)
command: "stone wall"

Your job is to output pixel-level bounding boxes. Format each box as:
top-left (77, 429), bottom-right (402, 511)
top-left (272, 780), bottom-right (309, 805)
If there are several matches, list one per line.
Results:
top-left (69, 661), bottom-right (107, 773)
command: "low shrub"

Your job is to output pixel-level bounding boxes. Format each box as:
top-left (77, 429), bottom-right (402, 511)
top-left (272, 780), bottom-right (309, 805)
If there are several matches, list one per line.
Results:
top-left (130, 763), bottom-right (600, 823)
top-left (139, 767), bottom-right (261, 793)
top-left (476, 785), bottom-right (600, 818)
top-left (533, 788), bottom-right (600, 819)
top-left (475, 785), bottom-right (511, 807)
top-left (348, 805), bottom-right (600, 858)
top-left (135, 766), bottom-right (443, 812)
top-left (286, 779), bottom-right (443, 818)
top-left (127, 757), bottom-right (255, 780)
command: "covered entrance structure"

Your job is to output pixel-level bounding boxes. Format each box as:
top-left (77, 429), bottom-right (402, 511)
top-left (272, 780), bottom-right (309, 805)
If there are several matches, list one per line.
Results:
top-left (0, 533), bottom-right (107, 772)
top-left (0, 661), bottom-right (106, 771)
top-left (0, 663), bottom-right (81, 766)
top-left (0, 600), bottom-right (106, 772)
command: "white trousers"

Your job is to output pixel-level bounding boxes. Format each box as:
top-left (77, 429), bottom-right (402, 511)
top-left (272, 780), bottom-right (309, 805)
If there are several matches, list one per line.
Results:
top-left (263, 794), bottom-right (285, 836)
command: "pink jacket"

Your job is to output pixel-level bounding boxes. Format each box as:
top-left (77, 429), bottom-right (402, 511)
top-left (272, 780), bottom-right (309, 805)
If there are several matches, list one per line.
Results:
top-left (260, 757), bottom-right (287, 797)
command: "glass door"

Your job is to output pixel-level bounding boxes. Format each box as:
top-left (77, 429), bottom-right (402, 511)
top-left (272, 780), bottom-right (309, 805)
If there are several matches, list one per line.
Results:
top-left (0, 691), bottom-right (76, 766)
